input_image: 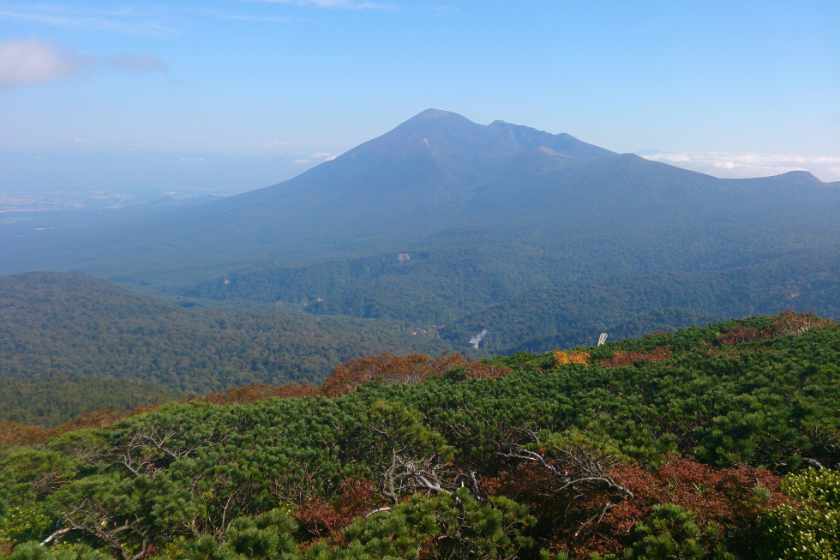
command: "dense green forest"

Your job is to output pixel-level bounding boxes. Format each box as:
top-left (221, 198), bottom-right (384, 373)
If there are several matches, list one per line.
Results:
top-left (182, 233), bottom-right (840, 354)
top-left (0, 272), bottom-right (449, 425)
top-left (0, 377), bottom-right (176, 428)
top-left (1, 313), bottom-right (838, 559)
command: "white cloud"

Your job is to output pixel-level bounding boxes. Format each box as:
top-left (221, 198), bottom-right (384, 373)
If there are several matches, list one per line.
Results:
top-left (294, 152), bottom-right (337, 165)
top-left (0, 40), bottom-right (77, 87)
top-left (0, 6), bottom-right (173, 35)
top-left (641, 151), bottom-right (840, 182)
top-left (0, 39), bottom-right (166, 88)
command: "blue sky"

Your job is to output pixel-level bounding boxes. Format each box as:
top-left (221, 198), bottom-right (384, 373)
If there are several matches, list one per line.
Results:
top-left (1, 0), bottom-right (839, 194)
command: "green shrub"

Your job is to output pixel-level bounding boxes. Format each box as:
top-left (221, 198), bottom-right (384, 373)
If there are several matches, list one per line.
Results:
top-left (623, 504), bottom-right (732, 560)
top-left (758, 469), bottom-right (840, 560)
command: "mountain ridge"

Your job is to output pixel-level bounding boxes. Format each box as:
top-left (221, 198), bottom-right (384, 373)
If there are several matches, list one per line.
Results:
top-left (1, 109), bottom-right (838, 294)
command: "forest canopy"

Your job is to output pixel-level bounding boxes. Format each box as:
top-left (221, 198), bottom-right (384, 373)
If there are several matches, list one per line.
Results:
top-left (0, 272), bottom-right (449, 425)
top-left (1, 313), bottom-right (838, 559)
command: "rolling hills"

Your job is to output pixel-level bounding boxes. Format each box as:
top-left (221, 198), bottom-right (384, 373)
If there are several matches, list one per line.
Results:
top-left (0, 272), bottom-right (449, 425)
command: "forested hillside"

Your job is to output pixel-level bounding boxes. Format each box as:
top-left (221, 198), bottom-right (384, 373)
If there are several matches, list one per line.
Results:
top-left (0, 272), bottom-right (449, 425)
top-left (1, 313), bottom-right (838, 559)
top-left (184, 233), bottom-right (840, 354)
top-left (4, 111), bottom-right (840, 357)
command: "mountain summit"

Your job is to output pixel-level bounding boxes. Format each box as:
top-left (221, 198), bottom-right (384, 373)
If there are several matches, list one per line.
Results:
top-left (360, 108), bottom-right (613, 164)
top-left (403, 107), bottom-right (471, 123)
top-left (219, 109), bottom-right (621, 246)
top-left (2, 110), bottom-right (838, 290)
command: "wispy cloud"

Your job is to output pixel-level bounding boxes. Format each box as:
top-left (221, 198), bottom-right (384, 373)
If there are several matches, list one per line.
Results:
top-left (642, 151), bottom-right (840, 182)
top-left (0, 40), bottom-right (77, 87)
top-left (249, 0), bottom-right (391, 10)
top-left (0, 4), bottom-right (174, 35)
top-left (294, 151), bottom-right (337, 165)
top-left (204, 11), bottom-right (295, 24)
top-left (0, 39), bottom-right (166, 88)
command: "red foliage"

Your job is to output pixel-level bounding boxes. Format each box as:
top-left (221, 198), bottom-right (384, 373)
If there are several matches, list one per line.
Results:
top-left (598, 458), bottom-right (786, 551)
top-left (599, 347), bottom-right (672, 368)
top-left (772, 311), bottom-right (834, 336)
top-left (2, 382), bottom-right (325, 449)
top-left (0, 421), bottom-right (51, 447)
top-left (321, 353), bottom-right (510, 396)
top-left (3, 353), bottom-right (505, 448)
top-left (485, 456), bottom-right (629, 556)
top-left (60, 408), bottom-right (148, 431)
top-left (718, 312), bottom-right (834, 345)
top-left (0, 407), bottom-right (162, 448)
top-left (295, 498), bottom-right (341, 539)
top-left (295, 478), bottom-right (379, 540)
top-left (484, 456), bottom-right (786, 558)
top-left (203, 383), bottom-right (319, 405)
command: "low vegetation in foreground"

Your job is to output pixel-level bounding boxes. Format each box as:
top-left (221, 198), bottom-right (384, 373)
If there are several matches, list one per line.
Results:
top-left (1, 313), bottom-right (839, 559)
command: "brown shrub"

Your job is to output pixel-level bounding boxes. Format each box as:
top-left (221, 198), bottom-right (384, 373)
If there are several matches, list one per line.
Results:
top-left (296, 478), bottom-right (379, 540)
top-left (321, 353), bottom-right (510, 396)
top-left (595, 457), bottom-right (787, 554)
top-left (0, 406), bottom-right (162, 448)
top-left (599, 347), bottom-right (672, 368)
top-left (718, 312), bottom-right (834, 346)
top-left (772, 311), bottom-right (834, 337)
top-left (0, 421), bottom-right (51, 447)
top-left (485, 456), bottom-right (785, 557)
top-left (203, 383), bottom-right (319, 405)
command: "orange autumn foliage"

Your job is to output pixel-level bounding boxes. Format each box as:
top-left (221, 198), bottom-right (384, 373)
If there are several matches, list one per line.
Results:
top-left (599, 347), bottom-right (672, 368)
top-left (553, 351), bottom-right (590, 366)
top-left (203, 383), bottom-right (320, 405)
top-left (0, 421), bottom-right (51, 447)
top-left (718, 311), bottom-right (834, 345)
top-left (1, 384), bottom-right (320, 448)
top-left (320, 353), bottom-right (510, 396)
top-left (0, 407), bottom-right (159, 448)
top-left (3, 353), bottom-right (512, 447)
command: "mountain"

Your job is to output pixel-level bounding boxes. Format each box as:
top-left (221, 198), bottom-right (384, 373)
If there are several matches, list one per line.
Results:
top-left (0, 272), bottom-right (450, 425)
top-left (146, 108), bottom-right (622, 273)
top-left (3, 110), bottom-right (840, 353)
top-left (0, 109), bottom-right (696, 278)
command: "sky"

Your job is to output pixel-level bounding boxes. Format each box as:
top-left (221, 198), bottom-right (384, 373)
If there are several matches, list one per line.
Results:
top-left (1, 0), bottom-right (839, 197)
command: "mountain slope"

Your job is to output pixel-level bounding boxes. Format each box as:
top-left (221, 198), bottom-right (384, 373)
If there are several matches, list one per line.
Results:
top-left (3, 110), bottom-right (840, 355)
top-left (0, 272), bottom-right (450, 424)
top-left (3, 110), bottom-right (839, 284)
top-left (1, 314), bottom-right (838, 558)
